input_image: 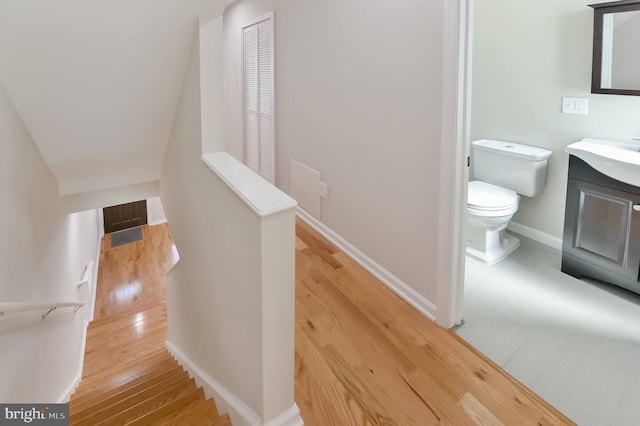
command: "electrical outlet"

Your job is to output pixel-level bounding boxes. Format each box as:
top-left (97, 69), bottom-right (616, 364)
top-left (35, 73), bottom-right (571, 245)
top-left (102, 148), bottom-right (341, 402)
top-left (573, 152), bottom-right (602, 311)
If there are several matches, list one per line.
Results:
top-left (320, 182), bottom-right (328, 200)
top-left (562, 97), bottom-right (589, 115)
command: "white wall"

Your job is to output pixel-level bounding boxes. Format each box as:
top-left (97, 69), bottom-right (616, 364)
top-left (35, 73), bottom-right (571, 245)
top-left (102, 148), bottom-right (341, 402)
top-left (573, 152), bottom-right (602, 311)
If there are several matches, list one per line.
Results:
top-left (0, 83), bottom-right (100, 402)
top-left (160, 35), bottom-right (298, 425)
top-left (223, 0), bottom-right (446, 304)
top-left (200, 16), bottom-right (225, 155)
top-left (472, 0), bottom-right (640, 240)
top-left (146, 196), bottom-right (168, 226)
top-left (62, 180), bottom-right (159, 214)
top-left (0, 0), bottom-right (238, 197)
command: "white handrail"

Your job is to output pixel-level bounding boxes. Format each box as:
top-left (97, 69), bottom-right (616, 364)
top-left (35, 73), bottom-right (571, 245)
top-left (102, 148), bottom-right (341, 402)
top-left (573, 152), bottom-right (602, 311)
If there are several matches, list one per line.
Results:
top-left (77, 261), bottom-right (93, 289)
top-left (0, 302), bottom-right (85, 320)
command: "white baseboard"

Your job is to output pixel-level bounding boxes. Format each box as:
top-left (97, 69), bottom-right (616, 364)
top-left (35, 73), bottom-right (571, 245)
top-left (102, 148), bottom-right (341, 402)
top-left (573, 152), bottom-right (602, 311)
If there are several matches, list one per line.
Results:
top-left (507, 221), bottom-right (562, 250)
top-left (59, 220), bottom-right (103, 403)
top-left (166, 341), bottom-right (261, 426)
top-left (166, 341), bottom-right (303, 426)
top-left (148, 219), bottom-right (168, 226)
top-left (296, 207), bottom-right (436, 321)
top-left (265, 404), bottom-right (304, 426)
top-left (58, 372), bottom-right (82, 404)
top-left (57, 317), bottom-right (89, 403)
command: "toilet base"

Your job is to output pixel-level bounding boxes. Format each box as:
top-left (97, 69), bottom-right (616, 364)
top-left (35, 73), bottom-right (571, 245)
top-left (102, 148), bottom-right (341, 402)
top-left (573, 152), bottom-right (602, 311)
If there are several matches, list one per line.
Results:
top-left (466, 230), bottom-right (520, 266)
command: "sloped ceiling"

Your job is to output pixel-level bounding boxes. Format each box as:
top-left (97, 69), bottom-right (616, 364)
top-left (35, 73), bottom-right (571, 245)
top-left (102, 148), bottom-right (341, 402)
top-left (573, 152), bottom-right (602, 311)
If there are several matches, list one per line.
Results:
top-left (0, 0), bottom-right (233, 195)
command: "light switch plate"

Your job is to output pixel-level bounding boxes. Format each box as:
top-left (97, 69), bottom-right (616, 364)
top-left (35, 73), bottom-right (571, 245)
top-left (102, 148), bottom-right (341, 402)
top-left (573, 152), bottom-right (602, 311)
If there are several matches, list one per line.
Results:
top-left (562, 97), bottom-right (589, 115)
top-left (320, 182), bottom-right (328, 199)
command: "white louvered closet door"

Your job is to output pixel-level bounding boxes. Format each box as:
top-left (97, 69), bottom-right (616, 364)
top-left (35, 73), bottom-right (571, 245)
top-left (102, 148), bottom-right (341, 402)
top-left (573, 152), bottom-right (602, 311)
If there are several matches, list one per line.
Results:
top-left (243, 15), bottom-right (274, 184)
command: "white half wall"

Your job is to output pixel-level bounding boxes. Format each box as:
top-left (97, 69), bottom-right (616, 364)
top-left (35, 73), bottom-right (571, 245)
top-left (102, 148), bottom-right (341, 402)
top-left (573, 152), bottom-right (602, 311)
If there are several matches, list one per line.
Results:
top-left (160, 35), bottom-right (299, 425)
top-left (0, 83), bottom-right (100, 403)
top-left (223, 0), bottom-right (446, 306)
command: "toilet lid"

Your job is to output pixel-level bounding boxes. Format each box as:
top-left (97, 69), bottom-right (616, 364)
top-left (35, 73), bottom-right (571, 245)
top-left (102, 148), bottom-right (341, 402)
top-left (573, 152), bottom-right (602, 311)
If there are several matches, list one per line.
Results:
top-left (468, 181), bottom-right (518, 211)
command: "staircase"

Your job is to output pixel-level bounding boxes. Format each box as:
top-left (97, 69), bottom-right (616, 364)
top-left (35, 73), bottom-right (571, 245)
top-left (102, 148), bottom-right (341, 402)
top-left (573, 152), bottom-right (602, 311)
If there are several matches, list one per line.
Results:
top-left (69, 303), bottom-right (231, 425)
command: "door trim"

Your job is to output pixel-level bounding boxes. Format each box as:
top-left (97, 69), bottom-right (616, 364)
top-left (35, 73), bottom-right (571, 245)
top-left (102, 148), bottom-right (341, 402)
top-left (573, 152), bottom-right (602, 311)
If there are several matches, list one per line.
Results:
top-left (436, 0), bottom-right (472, 328)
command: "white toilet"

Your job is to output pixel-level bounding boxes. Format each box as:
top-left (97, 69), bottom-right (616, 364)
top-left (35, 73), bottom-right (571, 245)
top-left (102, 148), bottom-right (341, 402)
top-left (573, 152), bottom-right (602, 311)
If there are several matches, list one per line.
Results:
top-left (466, 139), bottom-right (552, 265)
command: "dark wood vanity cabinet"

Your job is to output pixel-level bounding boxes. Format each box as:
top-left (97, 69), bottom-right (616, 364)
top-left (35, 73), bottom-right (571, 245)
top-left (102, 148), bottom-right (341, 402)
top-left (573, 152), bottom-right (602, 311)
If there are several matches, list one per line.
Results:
top-left (562, 156), bottom-right (640, 295)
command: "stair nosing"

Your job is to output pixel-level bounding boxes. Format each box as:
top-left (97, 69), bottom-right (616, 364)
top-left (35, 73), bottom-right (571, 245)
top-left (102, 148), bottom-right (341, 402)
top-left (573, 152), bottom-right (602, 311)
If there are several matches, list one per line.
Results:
top-left (70, 364), bottom-right (186, 415)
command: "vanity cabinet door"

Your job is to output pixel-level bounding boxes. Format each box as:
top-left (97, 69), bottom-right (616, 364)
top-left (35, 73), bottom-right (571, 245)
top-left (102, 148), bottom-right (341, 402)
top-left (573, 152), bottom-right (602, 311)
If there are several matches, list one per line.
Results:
top-left (563, 179), bottom-right (640, 282)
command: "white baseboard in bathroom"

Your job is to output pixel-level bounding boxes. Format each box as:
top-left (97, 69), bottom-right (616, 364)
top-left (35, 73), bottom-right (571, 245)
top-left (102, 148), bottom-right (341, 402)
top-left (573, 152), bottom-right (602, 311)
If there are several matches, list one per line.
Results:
top-left (296, 207), bottom-right (436, 321)
top-left (507, 221), bottom-right (562, 250)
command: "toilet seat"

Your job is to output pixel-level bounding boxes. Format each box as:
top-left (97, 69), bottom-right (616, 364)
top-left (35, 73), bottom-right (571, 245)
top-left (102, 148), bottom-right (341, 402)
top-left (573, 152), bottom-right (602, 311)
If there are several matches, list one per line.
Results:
top-left (466, 180), bottom-right (521, 265)
top-left (468, 181), bottom-right (518, 212)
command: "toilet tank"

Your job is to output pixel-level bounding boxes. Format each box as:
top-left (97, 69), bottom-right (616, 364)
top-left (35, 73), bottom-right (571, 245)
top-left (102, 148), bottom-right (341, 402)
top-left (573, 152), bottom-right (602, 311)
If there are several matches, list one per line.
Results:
top-left (472, 139), bottom-right (552, 197)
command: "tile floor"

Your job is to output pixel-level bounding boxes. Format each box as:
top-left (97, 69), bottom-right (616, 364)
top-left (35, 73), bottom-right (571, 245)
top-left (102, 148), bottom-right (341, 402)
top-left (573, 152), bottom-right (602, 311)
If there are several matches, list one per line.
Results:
top-left (455, 233), bottom-right (640, 426)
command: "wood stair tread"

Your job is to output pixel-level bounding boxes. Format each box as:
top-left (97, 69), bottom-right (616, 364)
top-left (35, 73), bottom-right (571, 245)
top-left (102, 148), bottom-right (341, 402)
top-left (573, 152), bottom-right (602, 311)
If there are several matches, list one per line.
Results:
top-left (85, 321), bottom-right (167, 348)
top-left (86, 317), bottom-right (167, 344)
top-left (76, 376), bottom-right (198, 426)
top-left (70, 365), bottom-right (186, 418)
top-left (121, 387), bottom-right (204, 426)
top-left (88, 302), bottom-right (165, 329)
top-left (73, 350), bottom-right (173, 397)
top-left (213, 413), bottom-right (233, 426)
top-left (86, 317), bottom-right (167, 342)
top-left (71, 248), bottom-right (231, 425)
top-left (71, 345), bottom-right (232, 425)
top-left (74, 374), bottom-right (194, 425)
top-left (71, 357), bottom-right (179, 406)
top-left (83, 344), bottom-right (168, 368)
top-left (155, 396), bottom-right (220, 425)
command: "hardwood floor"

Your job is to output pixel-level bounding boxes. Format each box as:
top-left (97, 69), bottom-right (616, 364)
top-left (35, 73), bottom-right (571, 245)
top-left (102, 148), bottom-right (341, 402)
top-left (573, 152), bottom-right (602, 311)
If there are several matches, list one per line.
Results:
top-left (85, 219), bottom-right (573, 425)
top-left (294, 219), bottom-right (574, 425)
top-left (94, 224), bottom-right (179, 320)
top-left (71, 224), bottom-right (227, 425)
top-left (70, 303), bottom-right (229, 425)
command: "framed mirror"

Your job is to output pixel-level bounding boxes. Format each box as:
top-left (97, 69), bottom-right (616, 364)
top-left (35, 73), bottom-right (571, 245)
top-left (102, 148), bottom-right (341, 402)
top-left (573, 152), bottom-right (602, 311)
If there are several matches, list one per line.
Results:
top-left (590, 0), bottom-right (640, 96)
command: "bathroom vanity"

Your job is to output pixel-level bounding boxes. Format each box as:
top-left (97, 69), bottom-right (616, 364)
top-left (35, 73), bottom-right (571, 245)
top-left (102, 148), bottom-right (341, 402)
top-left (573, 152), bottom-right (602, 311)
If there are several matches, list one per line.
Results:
top-left (562, 154), bottom-right (640, 295)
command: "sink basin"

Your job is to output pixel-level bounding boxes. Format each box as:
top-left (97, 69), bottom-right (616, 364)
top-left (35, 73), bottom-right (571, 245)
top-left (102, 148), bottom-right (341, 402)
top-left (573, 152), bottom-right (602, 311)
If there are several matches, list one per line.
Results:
top-left (566, 138), bottom-right (640, 187)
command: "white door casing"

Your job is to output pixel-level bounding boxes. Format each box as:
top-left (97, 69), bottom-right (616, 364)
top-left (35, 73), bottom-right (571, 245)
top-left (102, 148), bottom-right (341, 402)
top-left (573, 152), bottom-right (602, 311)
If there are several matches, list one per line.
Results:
top-left (436, 0), bottom-right (472, 328)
